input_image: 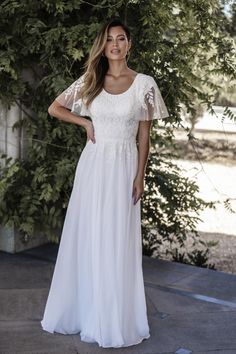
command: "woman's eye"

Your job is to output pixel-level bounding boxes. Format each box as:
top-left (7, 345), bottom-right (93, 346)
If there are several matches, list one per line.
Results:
top-left (107, 37), bottom-right (125, 41)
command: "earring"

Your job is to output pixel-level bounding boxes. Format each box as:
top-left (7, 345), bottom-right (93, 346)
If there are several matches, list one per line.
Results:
top-left (102, 52), bottom-right (105, 57)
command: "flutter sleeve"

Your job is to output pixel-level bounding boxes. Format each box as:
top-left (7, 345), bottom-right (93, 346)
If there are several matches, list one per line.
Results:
top-left (55, 74), bottom-right (90, 116)
top-left (136, 75), bottom-right (169, 121)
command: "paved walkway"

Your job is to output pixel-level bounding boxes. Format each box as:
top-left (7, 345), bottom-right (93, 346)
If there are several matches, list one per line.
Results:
top-left (0, 243), bottom-right (236, 354)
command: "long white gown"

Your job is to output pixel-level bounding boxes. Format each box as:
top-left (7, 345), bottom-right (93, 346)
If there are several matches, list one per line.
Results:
top-left (40, 72), bottom-right (169, 348)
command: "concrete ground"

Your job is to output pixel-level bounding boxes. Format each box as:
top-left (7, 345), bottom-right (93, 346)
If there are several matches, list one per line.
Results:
top-left (0, 243), bottom-right (236, 354)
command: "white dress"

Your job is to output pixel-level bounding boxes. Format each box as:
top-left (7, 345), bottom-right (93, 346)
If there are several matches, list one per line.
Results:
top-left (40, 72), bottom-right (169, 348)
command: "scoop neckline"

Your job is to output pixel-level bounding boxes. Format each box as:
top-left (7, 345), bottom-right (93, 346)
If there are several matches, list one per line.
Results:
top-left (102, 73), bottom-right (140, 96)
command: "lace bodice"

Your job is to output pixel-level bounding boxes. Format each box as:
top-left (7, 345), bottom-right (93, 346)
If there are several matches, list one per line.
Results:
top-left (55, 73), bottom-right (169, 142)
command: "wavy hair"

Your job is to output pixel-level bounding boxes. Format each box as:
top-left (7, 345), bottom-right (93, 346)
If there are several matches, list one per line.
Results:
top-left (80, 18), bottom-right (131, 108)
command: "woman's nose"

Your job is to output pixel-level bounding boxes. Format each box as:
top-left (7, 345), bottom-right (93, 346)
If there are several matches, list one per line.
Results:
top-left (112, 39), bottom-right (118, 45)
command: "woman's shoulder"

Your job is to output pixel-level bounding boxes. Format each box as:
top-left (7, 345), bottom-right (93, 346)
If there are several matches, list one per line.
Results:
top-left (138, 72), bottom-right (152, 79)
top-left (136, 73), bottom-right (156, 89)
top-left (137, 72), bottom-right (155, 82)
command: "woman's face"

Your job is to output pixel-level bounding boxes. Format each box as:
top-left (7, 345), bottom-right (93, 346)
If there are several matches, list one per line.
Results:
top-left (104, 25), bottom-right (131, 60)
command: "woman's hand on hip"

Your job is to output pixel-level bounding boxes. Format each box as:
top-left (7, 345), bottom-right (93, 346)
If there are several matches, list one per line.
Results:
top-left (85, 120), bottom-right (96, 144)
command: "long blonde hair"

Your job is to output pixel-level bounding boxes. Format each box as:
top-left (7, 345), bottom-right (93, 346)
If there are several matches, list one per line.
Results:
top-left (80, 18), bottom-right (131, 108)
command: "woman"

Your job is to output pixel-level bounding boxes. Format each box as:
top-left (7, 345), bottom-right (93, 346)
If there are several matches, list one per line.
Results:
top-left (41, 17), bottom-right (169, 348)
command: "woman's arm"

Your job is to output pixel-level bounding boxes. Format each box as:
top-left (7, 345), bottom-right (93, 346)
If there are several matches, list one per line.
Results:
top-left (132, 120), bottom-right (152, 205)
top-left (136, 120), bottom-right (152, 179)
top-left (48, 100), bottom-right (88, 127)
top-left (48, 100), bottom-right (96, 143)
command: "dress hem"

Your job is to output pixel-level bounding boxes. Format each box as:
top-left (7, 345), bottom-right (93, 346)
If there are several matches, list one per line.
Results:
top-left (41, 321), bottom-right (150, 348)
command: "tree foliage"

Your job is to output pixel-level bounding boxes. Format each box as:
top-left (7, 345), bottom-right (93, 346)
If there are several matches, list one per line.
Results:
top-left (0, 0), bottom-right (235, 266)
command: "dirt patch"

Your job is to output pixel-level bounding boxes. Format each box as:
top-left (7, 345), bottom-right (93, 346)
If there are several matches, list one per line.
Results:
top-left (155, 231), bottom-right (236, 276)
top-left (202, 232), bottom-right (236, 275)
top-left (174, 137), bottom-right (236, 165)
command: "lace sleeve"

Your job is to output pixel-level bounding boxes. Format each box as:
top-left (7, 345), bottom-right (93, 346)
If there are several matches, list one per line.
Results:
top-left (55, 74), bottom-right (90, 116)
top-left (137, 76), bottom-right (169, 121)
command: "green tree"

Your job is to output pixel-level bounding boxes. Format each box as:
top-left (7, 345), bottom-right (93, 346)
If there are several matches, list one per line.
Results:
top-left (0, 0), bottom-right (235, 267)
top-left (214, 1), bottom-right (236, 107)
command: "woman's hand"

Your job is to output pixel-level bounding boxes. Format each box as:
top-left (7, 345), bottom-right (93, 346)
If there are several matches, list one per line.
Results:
top-left (85, 120), bottom-right (96, 144)
top-left (132, 175), bottom-right (144, 205)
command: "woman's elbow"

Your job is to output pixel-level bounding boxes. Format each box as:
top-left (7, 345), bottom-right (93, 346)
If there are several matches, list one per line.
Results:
top-left (47, 103), bottom-right (52, 116)
top-left (48, 101), bottom-right (59, 117)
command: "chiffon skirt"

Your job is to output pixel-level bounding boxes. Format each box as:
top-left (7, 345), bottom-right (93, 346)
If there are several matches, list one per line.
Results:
top-left (41, 138), bottom-right (150, 348)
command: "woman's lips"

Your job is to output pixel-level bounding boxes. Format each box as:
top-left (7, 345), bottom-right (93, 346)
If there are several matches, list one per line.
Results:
top-left (111, 49), bottom-right (120, 53)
